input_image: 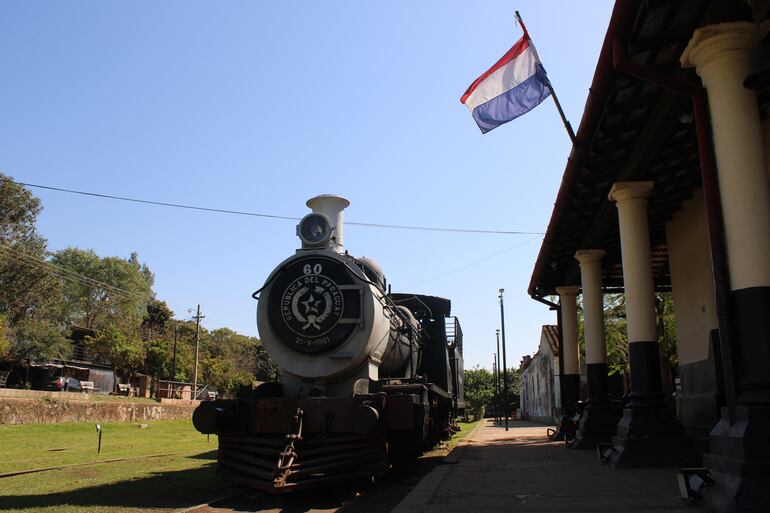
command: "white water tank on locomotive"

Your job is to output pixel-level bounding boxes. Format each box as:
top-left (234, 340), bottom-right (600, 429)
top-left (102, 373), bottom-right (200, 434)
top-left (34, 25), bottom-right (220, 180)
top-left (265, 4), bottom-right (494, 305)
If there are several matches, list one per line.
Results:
top-left (256, 195), bottom-right (419, 396)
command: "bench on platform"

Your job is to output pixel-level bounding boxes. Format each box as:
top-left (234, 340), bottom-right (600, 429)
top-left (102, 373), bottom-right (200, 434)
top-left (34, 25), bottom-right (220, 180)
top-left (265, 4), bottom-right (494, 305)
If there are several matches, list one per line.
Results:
top-left (80, 381), bottom-right (95, 393)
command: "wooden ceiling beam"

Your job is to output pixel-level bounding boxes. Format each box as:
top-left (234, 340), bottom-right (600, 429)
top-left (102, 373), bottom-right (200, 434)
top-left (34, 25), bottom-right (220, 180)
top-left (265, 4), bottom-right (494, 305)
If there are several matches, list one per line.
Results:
top-left (554, 90), bottom-right (689, 286)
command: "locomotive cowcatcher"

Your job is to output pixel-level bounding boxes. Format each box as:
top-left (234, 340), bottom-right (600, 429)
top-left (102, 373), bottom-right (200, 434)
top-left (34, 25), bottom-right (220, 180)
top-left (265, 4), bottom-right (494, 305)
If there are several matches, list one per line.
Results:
top-left (193, 194), bottom-right (465, 492)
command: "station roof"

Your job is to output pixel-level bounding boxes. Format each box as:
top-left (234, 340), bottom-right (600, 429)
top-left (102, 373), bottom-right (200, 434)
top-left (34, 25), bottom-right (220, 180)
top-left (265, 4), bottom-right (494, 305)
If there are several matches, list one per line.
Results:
top-left (542, 325), bottom-right (559, 355)
top-left (529, 0), bottom-right (770, 299)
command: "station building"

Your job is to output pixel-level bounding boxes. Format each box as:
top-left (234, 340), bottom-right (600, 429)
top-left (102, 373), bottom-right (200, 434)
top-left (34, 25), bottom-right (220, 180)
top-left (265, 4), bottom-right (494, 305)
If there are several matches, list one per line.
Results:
top-left (519, 325), bottom-right (560, 423)
top-left (527, 1), bottom-right (770, 511)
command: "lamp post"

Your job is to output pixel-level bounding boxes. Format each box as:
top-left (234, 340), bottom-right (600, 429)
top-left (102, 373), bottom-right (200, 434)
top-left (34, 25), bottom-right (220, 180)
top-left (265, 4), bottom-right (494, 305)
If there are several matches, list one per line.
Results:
top-left (95, 424), bottom-right (102, 454)
top-left (499, 289), bottom-right (509, 431)
top-left (492, 354), bottom-right (498, 424)
top-left (496, 329), bottom-right (502, 425)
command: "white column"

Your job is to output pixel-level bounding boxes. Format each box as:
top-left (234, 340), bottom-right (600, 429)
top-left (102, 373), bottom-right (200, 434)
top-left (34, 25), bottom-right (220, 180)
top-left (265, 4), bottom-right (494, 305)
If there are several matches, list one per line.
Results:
top-left (604, 182), bottom-right (688, 466)
top-left (608, 182), bottom-right (657, 343)
top-left (557, 286), bottom-right (581, 374)
top-left (575, 250), bottom-right (606, 365)
top-left (681, 22), bottom-right (770, 291)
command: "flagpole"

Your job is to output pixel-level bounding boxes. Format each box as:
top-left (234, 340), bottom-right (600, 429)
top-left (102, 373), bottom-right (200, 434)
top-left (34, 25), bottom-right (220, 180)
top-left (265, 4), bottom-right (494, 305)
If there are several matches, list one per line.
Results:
top-left (515, 10), bottom-right (577, 146)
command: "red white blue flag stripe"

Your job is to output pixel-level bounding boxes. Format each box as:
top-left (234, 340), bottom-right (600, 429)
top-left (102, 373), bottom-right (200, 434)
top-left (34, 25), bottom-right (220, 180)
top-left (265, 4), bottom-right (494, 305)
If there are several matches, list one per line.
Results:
top-left (461, 30), bottom-right (552, 134)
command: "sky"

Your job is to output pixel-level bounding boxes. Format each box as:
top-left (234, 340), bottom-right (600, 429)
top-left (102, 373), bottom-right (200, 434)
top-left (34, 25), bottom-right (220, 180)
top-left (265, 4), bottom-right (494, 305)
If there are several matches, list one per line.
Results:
top-left (0, 0), bottom-right (614, 370)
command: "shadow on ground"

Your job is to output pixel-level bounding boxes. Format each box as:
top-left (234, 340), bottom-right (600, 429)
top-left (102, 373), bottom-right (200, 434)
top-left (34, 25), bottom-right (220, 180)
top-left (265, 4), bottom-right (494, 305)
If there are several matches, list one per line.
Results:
top-left (188, 450), bottom-right (219, 460)
top-left (343, 452), bottom-right (450, 513)
top-left (0, 450), bottom-right (450, 513)
top-left (202, 484), bottom-right (365, 513)
top-left (0, 457), bottom-right (234, 512)
top-left (393, 421), bottom-right (703, 513)
top-left (189, 452), bottom-right (451, 513)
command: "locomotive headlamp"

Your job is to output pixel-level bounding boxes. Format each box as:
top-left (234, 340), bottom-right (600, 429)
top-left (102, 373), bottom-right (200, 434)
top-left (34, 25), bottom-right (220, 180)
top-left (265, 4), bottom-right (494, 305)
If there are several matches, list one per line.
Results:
top-left (297, 212), bottom-right (334, 247)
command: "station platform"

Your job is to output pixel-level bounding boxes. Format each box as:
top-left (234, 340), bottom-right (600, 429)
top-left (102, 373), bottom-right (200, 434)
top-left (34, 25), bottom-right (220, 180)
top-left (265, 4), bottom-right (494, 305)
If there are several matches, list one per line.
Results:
top-left (393, 419), bottom-right (706, 513)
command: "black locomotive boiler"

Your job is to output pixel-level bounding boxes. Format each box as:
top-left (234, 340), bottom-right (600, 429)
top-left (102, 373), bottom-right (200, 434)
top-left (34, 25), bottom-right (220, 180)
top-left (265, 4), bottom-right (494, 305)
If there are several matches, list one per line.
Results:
top-left (193, 194), bottom-right (465, 492)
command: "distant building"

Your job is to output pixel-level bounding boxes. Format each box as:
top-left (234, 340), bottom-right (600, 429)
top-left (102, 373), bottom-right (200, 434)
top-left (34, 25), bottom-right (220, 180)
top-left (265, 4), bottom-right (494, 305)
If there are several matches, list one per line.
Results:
top-left (59, 325), bottom-right (115, 393)
top-left (1, 325), bottom-right (115, 392)
top-left (519, 325), bottom-right (560, 423)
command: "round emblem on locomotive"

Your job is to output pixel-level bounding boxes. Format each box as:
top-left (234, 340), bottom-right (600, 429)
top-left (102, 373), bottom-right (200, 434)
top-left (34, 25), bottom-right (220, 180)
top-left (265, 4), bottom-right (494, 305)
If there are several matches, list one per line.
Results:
top-left (281, 274), bottom-right (344, 338)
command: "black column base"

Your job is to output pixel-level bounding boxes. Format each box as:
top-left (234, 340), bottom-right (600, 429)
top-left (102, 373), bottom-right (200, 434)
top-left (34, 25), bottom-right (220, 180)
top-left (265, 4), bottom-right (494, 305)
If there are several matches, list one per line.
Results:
top-left (562, 373), bottom-right (581, 408)
top-left (626, 341), bottom-right (665, 407)
top-left (571, 404), bottom-right (619, 450)
top-left (699, 405), bottom-right (770, 513)
top-left (572, 362), bottom-right (618, 449)
top-left (606, 404), bottom-right (699, 468)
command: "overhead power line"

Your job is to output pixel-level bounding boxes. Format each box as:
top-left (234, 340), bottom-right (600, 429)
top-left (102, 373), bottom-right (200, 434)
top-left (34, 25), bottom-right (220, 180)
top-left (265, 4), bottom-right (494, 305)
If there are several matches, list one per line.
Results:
top-left (17, 181), bottom-right (544, 236)
top-left (2, 244), bottom-right (251, 332)
top-left (404, 235), bottom-right (541, 289)
top-left (0, 243), bottom-right (165, 309)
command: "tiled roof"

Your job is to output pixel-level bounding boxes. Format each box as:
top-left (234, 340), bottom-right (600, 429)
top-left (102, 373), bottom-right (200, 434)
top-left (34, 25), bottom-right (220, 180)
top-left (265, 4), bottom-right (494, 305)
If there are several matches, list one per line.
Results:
top-left (542, 325), bottom-right (559, 355)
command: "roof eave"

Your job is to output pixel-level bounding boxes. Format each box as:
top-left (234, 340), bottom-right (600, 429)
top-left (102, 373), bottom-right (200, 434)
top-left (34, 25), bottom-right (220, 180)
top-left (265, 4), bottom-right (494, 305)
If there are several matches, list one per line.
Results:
top-left (528, 0), bottom-right (642, 298)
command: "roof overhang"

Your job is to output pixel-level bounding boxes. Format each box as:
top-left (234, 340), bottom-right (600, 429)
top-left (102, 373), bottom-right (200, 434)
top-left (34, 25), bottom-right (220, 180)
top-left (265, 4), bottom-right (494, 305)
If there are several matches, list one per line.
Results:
top-left (529, 0), bottom-right (770, 299)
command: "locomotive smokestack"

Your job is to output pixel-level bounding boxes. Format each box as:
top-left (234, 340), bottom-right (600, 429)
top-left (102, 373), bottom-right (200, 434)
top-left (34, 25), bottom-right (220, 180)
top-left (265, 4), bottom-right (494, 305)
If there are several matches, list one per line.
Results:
top-left (306, 194), bottom-right (350, 252)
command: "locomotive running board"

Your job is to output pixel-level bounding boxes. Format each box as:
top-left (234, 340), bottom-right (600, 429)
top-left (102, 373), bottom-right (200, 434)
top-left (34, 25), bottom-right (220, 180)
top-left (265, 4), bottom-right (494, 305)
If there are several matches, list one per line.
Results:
top-left (382, 382), bottom-right (452, 400)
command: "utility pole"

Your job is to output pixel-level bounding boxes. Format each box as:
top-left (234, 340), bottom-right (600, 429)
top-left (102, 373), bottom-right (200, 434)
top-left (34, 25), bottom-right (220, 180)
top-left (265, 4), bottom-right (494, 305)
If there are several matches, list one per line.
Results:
top-left (171, 325), bottom-right (178, 381)
top-left (192, 305), bottom-right (204, 399)
top-left (493, 354), bottom-right (498, 425)
top-left (499, 289), bottom-right (509, 431)
top-left (496, 329), bottom-right (502, 425)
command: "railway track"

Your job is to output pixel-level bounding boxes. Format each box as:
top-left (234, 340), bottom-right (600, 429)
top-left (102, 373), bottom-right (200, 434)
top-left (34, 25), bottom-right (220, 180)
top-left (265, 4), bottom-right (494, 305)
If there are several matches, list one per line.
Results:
top-left (177, 448), bottom-right (452, 513)
top-left (176, 486), bottom-right (362, 513)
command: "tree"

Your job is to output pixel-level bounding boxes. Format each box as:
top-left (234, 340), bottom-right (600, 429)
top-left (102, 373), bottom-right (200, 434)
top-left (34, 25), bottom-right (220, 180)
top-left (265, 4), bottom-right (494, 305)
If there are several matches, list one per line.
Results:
top-left (86, 321), bottom-right (144, 380)
top-left (144, 337), bottom-right (174, 380)
top-left (202, 328), bottom-right (264, 395)
top-left (8, 318), bottom-right (71, 362)
top-left (656, 293), bottom-right (677, 367)
top-left (255, 344), bottom-right (279, 382)
top-left (0, 176), bottom-right (274, 392)
top-left (142, 301), bottom-right (173, 340)
top-left (464, 366), bottom-right (494, 419)
top-left (51, 248), bottom-right (154, 330)
top-left (502, 368), bottom-right (520, 399)
top-left (576, 292), bottom-right (677, 385)
top-left (0, 315), bottom-right (9, 357)
top-left (0, 174), bottom-right (63, 325)
top-left (161, 319), bottom-right (199, 382)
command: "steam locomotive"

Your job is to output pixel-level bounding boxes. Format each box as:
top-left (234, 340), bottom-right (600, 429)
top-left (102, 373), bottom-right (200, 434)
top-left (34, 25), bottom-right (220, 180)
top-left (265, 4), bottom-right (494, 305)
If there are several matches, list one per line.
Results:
top-left (193, 195), bottom-right (465, 492)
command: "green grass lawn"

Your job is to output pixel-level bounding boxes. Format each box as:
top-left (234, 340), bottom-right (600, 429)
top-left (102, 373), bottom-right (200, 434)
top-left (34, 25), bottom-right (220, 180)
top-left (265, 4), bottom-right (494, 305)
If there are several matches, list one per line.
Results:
top-left (0, 420), bottom-right (214, 474)
top-left (423, 419), bottom-right (480, 457)
top-left (0, 419), bottom-right (481, 513)
top-left (0, 420), bottom-right (235, 513)
top-left (448, 419), bottom-right (480, 450)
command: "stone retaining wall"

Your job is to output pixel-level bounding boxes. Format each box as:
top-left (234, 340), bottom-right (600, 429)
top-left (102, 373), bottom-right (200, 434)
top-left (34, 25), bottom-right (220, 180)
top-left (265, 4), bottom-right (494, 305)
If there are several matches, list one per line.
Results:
top-left (0, 388), bottom-right (93, 401)
top-left (0, 397), bottom-right (198, 425)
